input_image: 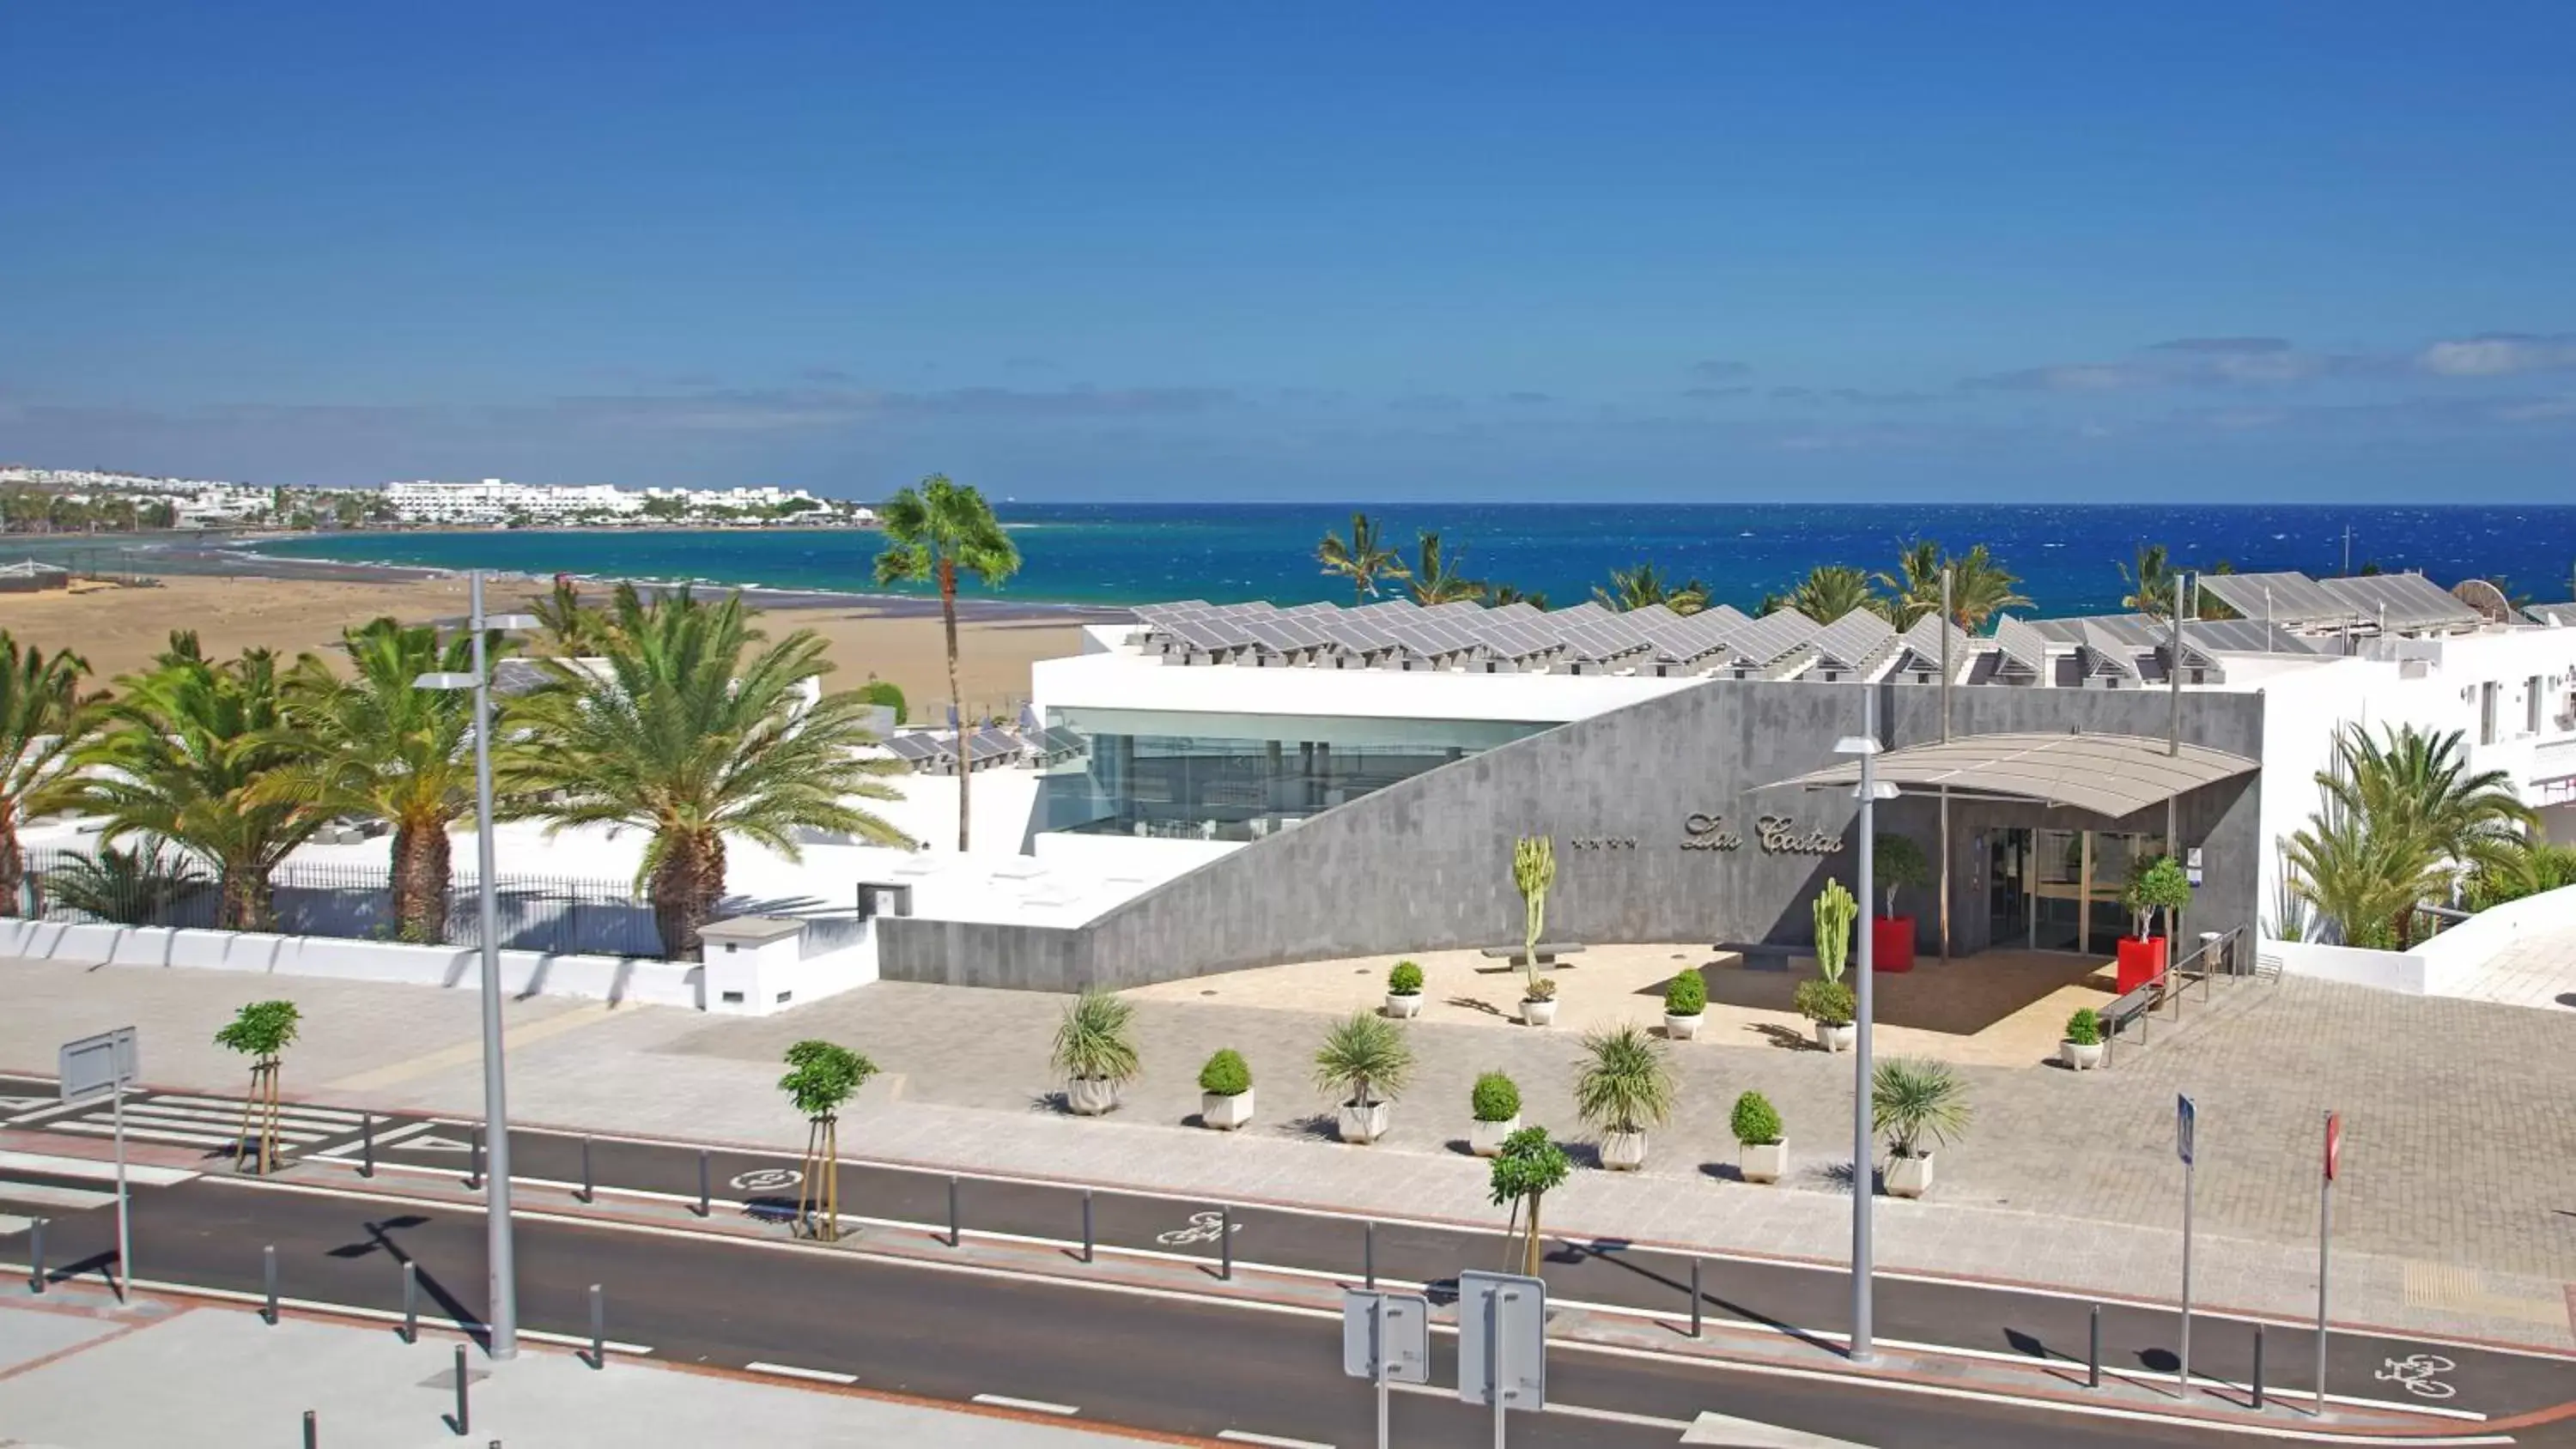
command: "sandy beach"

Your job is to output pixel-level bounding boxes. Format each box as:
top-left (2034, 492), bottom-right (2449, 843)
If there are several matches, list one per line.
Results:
top-left (0, 574), bottom-right (1091, 722)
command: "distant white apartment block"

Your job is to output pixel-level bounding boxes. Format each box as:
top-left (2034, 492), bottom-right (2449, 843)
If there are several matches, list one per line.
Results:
top-left (381, 478), bottom-right (646, 524)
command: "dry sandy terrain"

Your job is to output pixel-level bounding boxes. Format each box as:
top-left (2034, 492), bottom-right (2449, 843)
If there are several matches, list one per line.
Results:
top-left (0, 575), bottom-right (1082, 719)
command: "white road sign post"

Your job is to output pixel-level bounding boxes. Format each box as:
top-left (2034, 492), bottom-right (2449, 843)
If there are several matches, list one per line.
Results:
top-left (2176, 1092), bottom-right (2197, 1391)
top-left (59, 1028), bottom-right (140, 1300)
top-left (1342, 1288), bottom-right (1429, 1449)
top-left (1457, 1270), bottom-right (1546, 1448)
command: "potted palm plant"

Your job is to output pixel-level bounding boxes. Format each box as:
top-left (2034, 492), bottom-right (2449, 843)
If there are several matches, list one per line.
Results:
top-left (1314, 1010), bottom-right (1413, 1144)
top-left (1198, 1048), bottom-right (1255, 1130)
top-left (1469, 1070), bottom-right (1522, 1156)
top-left (1870, 834), bottom-right (1930, 973)
top-left (1730, 1090), bottom-right (1786, 1184)
top-left (1383, 960), bottom-right (1425, 1019)
top-left (2119, 855), bottom-right (2193, 993)
top-left (1520, 975), bottom-right (1559, 1028)
top-left (1052, 989), bottom-right (1139, 1116)
top-left (1574, 1023), bottom-right (1675, 1171)
top-left (1872, 1056), bottom-right (1972, 1198)
top-left (1662, 967), bottom-right (1706, 1040)
top-left (2060, 1007), bottom-right (2105, 1070)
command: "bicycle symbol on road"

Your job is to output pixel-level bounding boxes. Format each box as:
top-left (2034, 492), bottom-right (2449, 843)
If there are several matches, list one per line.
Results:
top-left (2373, 1354), bottom-right (2457, 1399)
top-left (731, 1167), bottom-right (804, 1193)
top-left (1156, 1210), bottom-right (1243, 1246)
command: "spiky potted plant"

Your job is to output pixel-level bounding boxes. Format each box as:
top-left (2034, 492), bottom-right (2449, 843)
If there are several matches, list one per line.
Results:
top-left (1801, 881), bottom-right (1859, 1052)
top-left (1873, 1056), bottom-right (1972, 1198)
top-left (1383, 960), bottom-right (1425, 1020)
top-left (1730, 1089), bottom-right (1786, 1185)
top-left (1198, 1048), bottom-right (1255, 1130)
top-left (1314, 1009), bottom-right (1413, 1144)
top-left (2060, 1007), bottom-right (2105, 1071)
top-left (1468, 1070), bottom-right (1522, 1156)
top-left (1662, 967), bottom-right (1706, 1040)
top-left (1052, 989), bottom-right (1139, 1117)
top-left (1575, 1023), bottom-right (1675, 1171)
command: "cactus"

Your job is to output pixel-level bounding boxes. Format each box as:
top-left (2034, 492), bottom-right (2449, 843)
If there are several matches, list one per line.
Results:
top-left (1511, 835), bottom-right (1556, 990)
top-left (1813, 880), bottom-right (1856, 985)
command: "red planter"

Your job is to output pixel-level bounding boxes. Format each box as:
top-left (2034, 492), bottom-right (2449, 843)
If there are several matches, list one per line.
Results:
top-left (1870, 915), bottom-right (1916, 973)
top-left (2116, 936), bottom-right (2168, 993)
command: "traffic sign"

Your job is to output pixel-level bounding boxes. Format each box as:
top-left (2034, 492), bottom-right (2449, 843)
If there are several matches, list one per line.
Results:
top-left (1340, 1289), bottom-right (1429, 1384)
top-left (2175, 1093), bottom-right (2196, 1166)
top-left (2323, 1111), bottom-right (2342, 1182)
top-left (59, 1028), bottom-right (139, 1102)
top-left (1456, 1270), bottom-right (1546, 1412)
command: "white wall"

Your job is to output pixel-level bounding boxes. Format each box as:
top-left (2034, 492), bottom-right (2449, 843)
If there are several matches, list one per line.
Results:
top-left (1032, 646), bottom-right (1703, 726)
top-left (2266, 882), bottom-right (2576, 996)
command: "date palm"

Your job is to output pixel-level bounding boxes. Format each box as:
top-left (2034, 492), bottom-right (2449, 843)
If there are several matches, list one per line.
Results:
top-left (1317, 512), bottom-right (1409, 604)
top-left (256, 618), bottom-right (507, 943)
top-left (1595, 562), bottom-right (1678, 612)
top-left (2319, 724), bottom-right (2534, 885)
top-left (501, 586), bottom-right (908, 958)
top-left (66, 634), bottom-right (321, 931)
top-left (2119, 543), bottom-right (2183, 617)
top-left (1880, 540), bottom-right (2028, 632)
top-left (874, 474), bottom-right (1020, 851)
top-left (1787, 565), bottom-right (1885, 623)
top-left (1407, 530), bottom-right (1485, 604)
top-left (1481, 582), bottom-right (1551, 610)
top-left (2283, 799), bottom-right (2450, 949)
top-left (0, 631), bottom-right (102, 914)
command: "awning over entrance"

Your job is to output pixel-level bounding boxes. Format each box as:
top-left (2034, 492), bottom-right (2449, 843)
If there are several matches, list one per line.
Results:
top-left (1759, 731), bottom-right (2257, 818)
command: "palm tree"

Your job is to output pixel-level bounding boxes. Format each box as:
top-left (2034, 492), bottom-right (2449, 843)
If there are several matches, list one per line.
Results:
top-left (873, 474), bottom-right (1021, 851)
top-left (0, 631), bottom-right (100, 914)
top-left (66, 636), bottom-right (320, 931)
top-left (2120, 543), bottom-right (2183, 617)
top-left (501, 587), bottom-right (908, 958)
top-left (41, 840), bottom-right (209, 925)
top-left (1879, 541), bottom-right (2030, 632)
top-left (1316, 512), bottom-right (1409, 604)
top-left (1787, 565), bottom-right (1885, 622)
top-left (1878, 540), bottom-right (1945, 627)
top-left (529, 575), bottom-right (613, 654)
top-left (1407, 530), bottom-right (1485, 604)
top-left (2319, 724), bottom-right (2535, 888)
top-left (1481, 582), bottom-right (1551, 610)
top-left (1595, 562), bottom-right (1680, 612)
top-left (257, 618), bottom-right (505, 944)
top-left (2283, 801), bottom-right (2451, 949)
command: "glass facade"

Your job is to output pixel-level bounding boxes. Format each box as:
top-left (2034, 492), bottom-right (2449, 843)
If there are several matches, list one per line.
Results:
top-left (1996, 826), bottom-right (2168, 954)
top-left (1036, 706), bottom-right (1550, 841)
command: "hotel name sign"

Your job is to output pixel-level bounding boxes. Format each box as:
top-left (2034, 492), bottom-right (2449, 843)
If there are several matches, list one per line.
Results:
top-left (1568, 813), bottom-right (1844, 856)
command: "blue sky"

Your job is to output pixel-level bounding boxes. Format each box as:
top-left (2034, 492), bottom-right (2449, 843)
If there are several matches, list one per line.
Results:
top-left (4, 3), bottom-right (2573, 501)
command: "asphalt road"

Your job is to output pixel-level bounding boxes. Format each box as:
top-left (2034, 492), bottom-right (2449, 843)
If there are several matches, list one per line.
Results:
top-left (7, 1173), bottom-right (2306, 1448)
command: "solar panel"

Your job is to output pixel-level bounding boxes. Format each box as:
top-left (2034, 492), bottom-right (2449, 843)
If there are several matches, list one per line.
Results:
top-left (1808, 609), bottom-right (1896, 670)
top-left (2182, 617), bottom-right (2319, 655)
top-left (2078, 621), bottom-right (2142, 676)
top-left (1727, 608), bottom-right (1823, 667)
top-left (2527, 602), bottom-right (2576, 627)
top-left (2196, 572), bottom-right (2355, 628)
top-left (2315, 573), bottom-right (2482, 632)
top-left (884, 733), bottom-right (945, 763)
top-left (1990, 615), bottom-right (2050, 676)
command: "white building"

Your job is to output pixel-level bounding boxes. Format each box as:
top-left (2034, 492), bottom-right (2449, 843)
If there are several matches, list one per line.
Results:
top-left (380, 479), bottom-right (644, 524)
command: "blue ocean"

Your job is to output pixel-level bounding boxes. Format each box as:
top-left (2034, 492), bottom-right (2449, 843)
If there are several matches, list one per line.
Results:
top-left (246, 503), bottom-right (2576, 618)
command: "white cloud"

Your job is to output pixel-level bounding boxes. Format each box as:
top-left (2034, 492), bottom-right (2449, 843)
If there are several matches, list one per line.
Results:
top-left (2417, 334), bottom-right (2576, 378)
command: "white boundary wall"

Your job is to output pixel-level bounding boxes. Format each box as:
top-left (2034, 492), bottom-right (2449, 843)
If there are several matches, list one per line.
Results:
top-left (2263, 881), bottom-right (2576, 997)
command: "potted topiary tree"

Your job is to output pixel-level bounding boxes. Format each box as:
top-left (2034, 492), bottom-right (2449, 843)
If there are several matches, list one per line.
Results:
top-left (1873, 1056), bottom-right (1972, 1198)
top-left (2120, 854), bottom-right (2193, 993)
top-left (1871, 833), bottom-right (1930, 973)
top-left (1800, 881), bottom-right (1858, 1052)
top-left (1662, 967), bottom-right (1706, 1040)
top-left (215, 1000), bottom-right (301, 1175)
top-left (1486, 1125), bottom-right (1571, 1277)
top-left (1519, 974), bottom-right (1558, 1028)
top-left (1383, 960), bottom-right (1425, 1019)
top-left (2060, 1007), bottom-right (2105, 1070)
top-left (1468, 1070), bottom-right (1522, 1156)
top-left (1052, 989), bottom-right (1139, 1116)
top-left (1198, 1048), bottom-right (1255, 1130)
top-left (1314, 1009), bottom-right (1413, 1144)
top-left (1574, 1023), bottom-right (1675, 1171)
top-left (1730, 1089), bottom-right (1786, 1184)
top-left (780, 1039), bottom-right (877, 1241)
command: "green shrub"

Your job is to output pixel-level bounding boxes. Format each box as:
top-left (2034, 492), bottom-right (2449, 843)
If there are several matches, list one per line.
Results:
top-left (1387, 960), bottom-right (1425, 995)
top-left (1662, 967), bottom-right (1706, 1016)
top-left (2063, 1007), bottom-right (2101, 1046)
top-left (1312, 1010), bottom-right (1414, 1108)
top-left (857, 678), bottom-right (907, 724)
top-left (1872, 1057), bottom-right (1972, 1159)
top-left (1198, 1048), bottom-right (1252, 1096)
top-left (1793, 977), bottom-right (1855, 1027)
top-left (1575, 1024), bottom-right (1677, 1135)
top-left (1050, 989), bottom-right (1140, 1084)
top-left (1470, 1070), bottom-right (1521, 1123)
top-left (1729, 1090), bottom-right (1783, 1147)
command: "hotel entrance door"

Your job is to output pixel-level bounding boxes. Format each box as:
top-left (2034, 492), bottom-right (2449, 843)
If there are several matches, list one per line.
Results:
top-left (2002, 827), bottom-right (2168, 954)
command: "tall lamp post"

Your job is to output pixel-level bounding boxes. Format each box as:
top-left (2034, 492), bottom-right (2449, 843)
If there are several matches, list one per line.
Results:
top-left (416, 570), bottom-right (537, 1359)
top-left (1835, 689), bottom-right (1899, 1363)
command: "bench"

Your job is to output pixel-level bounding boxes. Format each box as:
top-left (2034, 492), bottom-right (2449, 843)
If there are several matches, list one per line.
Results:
top-left (1713, 942), bottom-right (1803, 973)
top-left (2099, 973), bottom-right (2167, 1065)
top-left (1479, 943), bottom-right (1587, 969)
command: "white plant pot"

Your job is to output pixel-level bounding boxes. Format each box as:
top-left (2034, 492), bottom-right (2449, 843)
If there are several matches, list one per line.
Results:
top-left (1814, 1022), bottom-right (1856, 1053)
top-left (1337, 1098), bottom-right (1392, 1144)
top-left (1469, 1114), bottom-right (1521, 1156)
top-left (2061, 1039), bottom-right (2105, 1071)
top-left (1664, 1011), bottom-right (1703, 1040)
top-left (1521, 997), bottom-right (1558, 1027)
top-left (1201, 1088), bottom-right (1255, 1130)
top-left (1886, 1152), bottom-right (1935, 1198)
top-left (1600, 1131), bottom-right (1649, 1171)
top-left (1065, 1076), bottom-right (1122, 1117)
top-left (1384, 991), bottom-right (1423, 1019)
top-left (1740, 1140), bottom-right (1787, 1185)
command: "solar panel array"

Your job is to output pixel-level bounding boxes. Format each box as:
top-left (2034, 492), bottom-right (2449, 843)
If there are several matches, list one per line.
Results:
top-left (2314, 573), bottom-right (2483, 632)
top-left (1127, 597), bottom-right (1822, 674)
top-left (2196, 572), bottom-right (2356, 628)
top-left (1807, 609), bottom-right (1897, 670)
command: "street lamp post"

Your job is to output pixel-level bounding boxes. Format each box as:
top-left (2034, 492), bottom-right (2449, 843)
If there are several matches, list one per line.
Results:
top-left (415, 570), bottom-right (537, 1360)
top-left (1835, 688), bottom-right (1899, 1364)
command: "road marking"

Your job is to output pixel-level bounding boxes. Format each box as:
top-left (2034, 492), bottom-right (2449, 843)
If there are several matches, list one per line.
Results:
top-left (1217, 1431), bottom-right (1334, 1449)
top-left (108, 1103), bottom-right (343, 1135)
top-left (0, 1215), bottom-right (31, 1236)
top-left (324, 1002), bottom-right (618, 1093)
top-left (141, 1094), bottom-right (368, 1124)
top-left (46, 1121), bottom-right (248, 1149)
top-left (1156, 1210), bottom-right (1242, 1246)
top-left (972, 1393), bottom-right (1078, 1416)
top-left (0, 1180), bottom-right (118, 1212)
top-left (745, 1361), bottom-right (858, 1385)
top-left (313, 1120), bottom-right (437, 1157)
top-left (1680, 1409), bottom-right (1878, 1446)
top-left (731, 1167), bottom-right (802, 1192)
top-left (0, 1151), bottom-right (196, 1187)
top-left (380, 1133), bottom-right (477, 1155)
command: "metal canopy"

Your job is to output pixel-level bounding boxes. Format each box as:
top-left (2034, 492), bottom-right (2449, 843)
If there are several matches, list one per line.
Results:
top-left (1760, 731), bottom-right (2258, 819)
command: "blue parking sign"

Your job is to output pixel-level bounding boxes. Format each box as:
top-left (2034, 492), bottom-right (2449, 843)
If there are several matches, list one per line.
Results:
top-left (2176, 1094), bottom-right (2196, 1166)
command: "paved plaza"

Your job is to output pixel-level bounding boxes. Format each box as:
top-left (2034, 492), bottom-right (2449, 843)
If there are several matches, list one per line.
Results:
top-left (2450, 920), bottom-right (2576, 1011)
top-left (1, 950), bottom-right (2570, 1348)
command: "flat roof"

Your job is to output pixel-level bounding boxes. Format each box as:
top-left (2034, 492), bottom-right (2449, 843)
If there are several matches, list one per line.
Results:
top-left (1761, 731), bottom-right (2259, 818)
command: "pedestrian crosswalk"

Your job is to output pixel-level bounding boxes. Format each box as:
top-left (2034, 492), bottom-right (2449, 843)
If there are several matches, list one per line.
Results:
top-left (0, 1149), bottom-right (197, 1235)
top-left (15, 1090), bottom-right (371, 1160)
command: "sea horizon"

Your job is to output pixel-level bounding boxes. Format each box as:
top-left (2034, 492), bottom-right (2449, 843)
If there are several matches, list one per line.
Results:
top-left (237, 500), bottom-right (2576, 621)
